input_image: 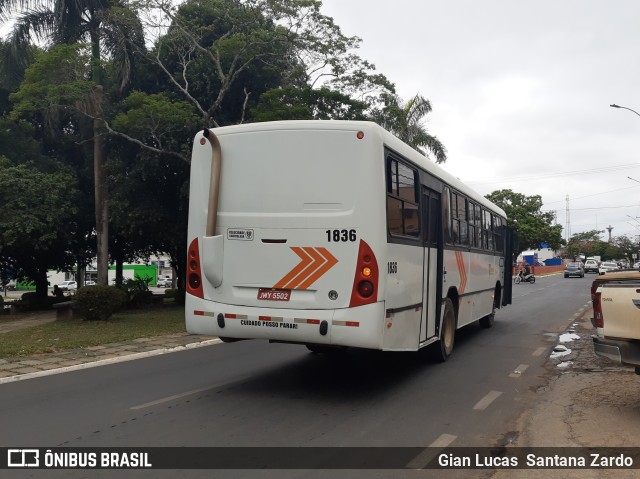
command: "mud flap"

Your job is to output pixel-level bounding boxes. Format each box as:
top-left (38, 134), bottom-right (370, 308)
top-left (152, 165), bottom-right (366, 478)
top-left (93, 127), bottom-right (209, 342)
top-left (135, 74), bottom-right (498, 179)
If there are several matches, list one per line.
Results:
top-left (202, 235), bottom-right (224, 287)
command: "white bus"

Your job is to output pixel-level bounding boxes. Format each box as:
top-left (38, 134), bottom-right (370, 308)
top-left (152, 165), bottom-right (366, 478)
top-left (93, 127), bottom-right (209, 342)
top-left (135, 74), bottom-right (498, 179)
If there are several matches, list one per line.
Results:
top-left (186, 121), bottom-right (513, 360)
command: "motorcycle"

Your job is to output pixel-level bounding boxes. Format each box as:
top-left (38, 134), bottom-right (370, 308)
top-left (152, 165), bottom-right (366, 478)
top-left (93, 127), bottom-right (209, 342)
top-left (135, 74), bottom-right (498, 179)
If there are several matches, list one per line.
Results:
top-left (514, 270), bottom-right (535, 284)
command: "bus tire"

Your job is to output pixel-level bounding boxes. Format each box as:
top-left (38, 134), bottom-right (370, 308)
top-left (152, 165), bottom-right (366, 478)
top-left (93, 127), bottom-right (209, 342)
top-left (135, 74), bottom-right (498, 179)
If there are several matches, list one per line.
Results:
top-left (435, 298), bottom-right (456, 362)
top-left (306, 344), bottom-right (346, 354)
top-left (479, 308), bottom-right (495, 329)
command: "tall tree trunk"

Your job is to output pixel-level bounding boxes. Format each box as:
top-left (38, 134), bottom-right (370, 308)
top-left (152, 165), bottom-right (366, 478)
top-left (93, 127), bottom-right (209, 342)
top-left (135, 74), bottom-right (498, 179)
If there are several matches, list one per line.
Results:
top-left (35, 267), bottom-right (49, 304)
top-left (93, 85), bottom-right (109, 285)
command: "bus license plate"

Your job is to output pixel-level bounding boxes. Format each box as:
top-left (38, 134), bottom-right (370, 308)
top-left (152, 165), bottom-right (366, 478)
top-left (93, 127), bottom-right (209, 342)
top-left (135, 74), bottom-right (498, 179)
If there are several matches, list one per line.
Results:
top-left (257, 289), bottom-right (290, 301)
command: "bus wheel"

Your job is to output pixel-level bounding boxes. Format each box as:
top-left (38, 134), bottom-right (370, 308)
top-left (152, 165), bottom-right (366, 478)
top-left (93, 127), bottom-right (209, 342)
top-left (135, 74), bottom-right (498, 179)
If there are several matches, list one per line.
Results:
top-left (306, 344), bottom-right (346, 354)
top-left (436, 298), bottom-right (456, 362)
top-left (479, 307), bottom-right (495, 329)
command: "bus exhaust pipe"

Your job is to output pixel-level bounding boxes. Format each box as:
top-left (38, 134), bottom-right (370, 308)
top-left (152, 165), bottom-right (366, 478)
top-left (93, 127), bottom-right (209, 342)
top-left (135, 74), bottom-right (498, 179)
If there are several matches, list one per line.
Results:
top-left (203, 128), bottom-right (222, 237)
top-left (200, 129), bottom-right (224, 287)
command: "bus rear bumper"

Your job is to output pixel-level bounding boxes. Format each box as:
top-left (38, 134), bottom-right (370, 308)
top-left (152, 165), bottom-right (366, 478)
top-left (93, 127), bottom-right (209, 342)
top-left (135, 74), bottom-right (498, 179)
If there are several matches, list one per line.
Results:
top-left (185, 294), bottom-right (384, 350)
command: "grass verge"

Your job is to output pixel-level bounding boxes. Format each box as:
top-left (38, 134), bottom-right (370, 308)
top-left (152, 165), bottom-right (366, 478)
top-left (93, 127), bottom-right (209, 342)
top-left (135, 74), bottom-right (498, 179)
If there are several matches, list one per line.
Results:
top-left (0, 307), bottom-right (186, 359)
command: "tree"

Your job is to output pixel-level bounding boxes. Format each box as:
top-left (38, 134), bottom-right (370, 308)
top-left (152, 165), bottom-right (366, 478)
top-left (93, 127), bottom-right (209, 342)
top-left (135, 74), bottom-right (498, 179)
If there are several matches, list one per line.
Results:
top-left (485, 189), bottom-right (564, 251)
top-left (252, 86), bottom-right (368, 121)
top-left (123, 0), bottom-right (394, 133)
top-left (565, 230), bottom-right (605, 259)
top-left (370, 93), bottom-right (447, 163)
top-left (1, 0), bottom-right (145, 286)
top-left (0, 157), bottom-right (80, 299)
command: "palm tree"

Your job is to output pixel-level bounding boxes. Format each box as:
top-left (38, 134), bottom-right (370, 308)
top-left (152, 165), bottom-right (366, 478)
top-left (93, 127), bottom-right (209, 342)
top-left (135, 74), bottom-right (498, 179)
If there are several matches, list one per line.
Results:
top-left (0, 0), bottom-right (144, 285)
top-left (372, 93), bottom-right (447, 163)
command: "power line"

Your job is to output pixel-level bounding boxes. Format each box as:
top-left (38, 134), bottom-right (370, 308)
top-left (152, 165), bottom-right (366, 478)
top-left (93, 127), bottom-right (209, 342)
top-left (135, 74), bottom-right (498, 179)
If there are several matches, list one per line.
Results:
top-left (467, 163), bottom-right (640, 186)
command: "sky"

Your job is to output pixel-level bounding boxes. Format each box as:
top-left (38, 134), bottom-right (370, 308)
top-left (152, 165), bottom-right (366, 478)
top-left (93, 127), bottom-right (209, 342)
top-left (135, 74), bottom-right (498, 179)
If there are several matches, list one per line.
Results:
top-left (319, 0), bottom-right (640, 245)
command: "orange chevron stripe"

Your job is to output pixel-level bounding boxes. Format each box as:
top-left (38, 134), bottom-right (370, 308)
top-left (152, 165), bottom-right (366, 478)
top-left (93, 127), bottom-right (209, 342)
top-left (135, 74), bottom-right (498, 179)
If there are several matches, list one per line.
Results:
top-left (274, 246), bottom-right (340, 290)
top-left (455, 251), bottom-right (468, 294)
top-left (273, 247), bottom-right (313, 289)
top-left (297, 247), bottom-right (338, 289)
top-left (284, 247), bottom-right (325, 289)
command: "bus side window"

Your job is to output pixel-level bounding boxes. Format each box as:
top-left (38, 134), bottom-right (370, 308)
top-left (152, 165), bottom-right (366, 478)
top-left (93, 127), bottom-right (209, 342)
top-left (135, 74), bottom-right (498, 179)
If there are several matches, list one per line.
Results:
top-left (386, 157), bottom-right (420, 238)
top-left (443, 186), bottom-right (452, 244)
top-left (494, 215), bottom-right (504, 252)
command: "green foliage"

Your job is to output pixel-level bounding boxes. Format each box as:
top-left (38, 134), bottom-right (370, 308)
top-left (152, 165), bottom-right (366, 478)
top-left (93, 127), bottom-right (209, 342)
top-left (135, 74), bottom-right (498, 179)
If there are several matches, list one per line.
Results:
top-left (485, 189), bottom-right (564, 251)
top-left (566, 230), bottom-right (605, 259)
top-left (112, 92), bottom-right (199, 150)
top-left (19, 291), bottom-right (48, 311)
top-left (118, 275), bottom-right (153, 308)
top-left (74, 285), bottom-right (128, 321)
top-left (9, 44), bottom-right (95, 121)
top-left (252, 86), bottom-right (368, 121)
top-left (370, 93), bottom-right (447, 162)
top-left (0, 160), bottom-right (80, 297)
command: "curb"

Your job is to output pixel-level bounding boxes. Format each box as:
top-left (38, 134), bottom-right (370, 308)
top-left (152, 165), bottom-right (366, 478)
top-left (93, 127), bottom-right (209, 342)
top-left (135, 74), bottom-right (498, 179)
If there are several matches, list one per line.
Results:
top-left (0, 339), bottom-right (222, 385)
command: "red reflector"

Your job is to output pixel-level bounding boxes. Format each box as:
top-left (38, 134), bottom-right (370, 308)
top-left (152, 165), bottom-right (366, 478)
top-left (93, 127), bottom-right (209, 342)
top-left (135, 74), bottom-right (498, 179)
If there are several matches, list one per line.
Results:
top-left (357, 280), bottom-right (374, 297)
top-left (345, 321), bottom-right (359, 327)
top-left (186, 237), bottom-right (204, 299)
top-left (259, 316), bottom-right (271, 321)
top-left (194, 311), bottom-right (204, 316)
top-left (188, 273), bottom-right (201, 289)
top-left (225, 314), bottom-right (237, 319)
top-left (307, 319), bottom-right (321, 325)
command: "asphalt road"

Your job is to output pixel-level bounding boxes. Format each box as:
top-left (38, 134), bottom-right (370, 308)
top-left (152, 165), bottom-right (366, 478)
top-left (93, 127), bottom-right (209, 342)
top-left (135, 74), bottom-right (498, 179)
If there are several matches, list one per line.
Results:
top-left (0, 273), bottom-right (595, 478)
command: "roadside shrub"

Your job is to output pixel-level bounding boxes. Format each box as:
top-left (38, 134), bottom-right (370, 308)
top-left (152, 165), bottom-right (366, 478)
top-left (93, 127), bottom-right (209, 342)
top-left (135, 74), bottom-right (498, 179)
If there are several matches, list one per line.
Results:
top-left (20, 291), bottom-right (48, 310)
top-left (119, 275), bottom-right (153, 308)
top-left (74, 285), bottom-right (128, 321)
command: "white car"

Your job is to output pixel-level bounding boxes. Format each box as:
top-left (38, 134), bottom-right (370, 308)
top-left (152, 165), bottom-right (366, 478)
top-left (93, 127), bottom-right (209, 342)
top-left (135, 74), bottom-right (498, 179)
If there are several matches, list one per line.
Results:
top-left (584, 259), bottom-right (599, 274)
top-left (598, 262), bottom-right (619, 275)
top-left (57, 280), bottom-right (78, 291)
top-left (156, 277), bottom-right (172, 288)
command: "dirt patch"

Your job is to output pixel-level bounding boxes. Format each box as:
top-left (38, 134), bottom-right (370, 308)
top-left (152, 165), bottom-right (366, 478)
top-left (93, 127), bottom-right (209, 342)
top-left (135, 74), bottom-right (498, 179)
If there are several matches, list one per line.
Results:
top-left (490, 312), bottom-right (640, 478)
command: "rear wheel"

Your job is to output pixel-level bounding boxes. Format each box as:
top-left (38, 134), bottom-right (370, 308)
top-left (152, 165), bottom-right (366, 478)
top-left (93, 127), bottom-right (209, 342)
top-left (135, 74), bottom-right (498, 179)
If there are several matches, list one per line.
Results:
top-left (514, 276), bottom-right (521, 284)
top-left (479, 299), bottom-right (496, 329)
top-left (435, 298), bottom-right (456, 362)
top-left (530, 276), bottom-right (536, 284)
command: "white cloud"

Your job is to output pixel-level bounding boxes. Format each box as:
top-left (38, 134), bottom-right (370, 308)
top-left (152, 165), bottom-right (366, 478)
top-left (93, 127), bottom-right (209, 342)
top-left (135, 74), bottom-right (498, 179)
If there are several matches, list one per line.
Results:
top-left (320, 0), bottom-right (640, 241)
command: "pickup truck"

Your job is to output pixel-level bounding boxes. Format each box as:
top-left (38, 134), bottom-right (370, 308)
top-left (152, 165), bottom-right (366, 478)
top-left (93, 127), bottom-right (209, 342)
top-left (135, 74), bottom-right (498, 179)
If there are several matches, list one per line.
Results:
top-left (591, 271), bottom-right (640, 374)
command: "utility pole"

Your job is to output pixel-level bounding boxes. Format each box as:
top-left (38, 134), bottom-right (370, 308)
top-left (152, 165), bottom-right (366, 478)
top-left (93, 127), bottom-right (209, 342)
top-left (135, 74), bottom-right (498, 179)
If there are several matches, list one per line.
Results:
top-left (565, 195), bottom-right (571, 242)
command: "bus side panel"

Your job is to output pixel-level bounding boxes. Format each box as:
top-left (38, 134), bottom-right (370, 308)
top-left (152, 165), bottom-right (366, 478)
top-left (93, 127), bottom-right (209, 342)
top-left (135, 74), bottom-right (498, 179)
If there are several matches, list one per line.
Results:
top-left (382, 243), bottom-right (423, 351)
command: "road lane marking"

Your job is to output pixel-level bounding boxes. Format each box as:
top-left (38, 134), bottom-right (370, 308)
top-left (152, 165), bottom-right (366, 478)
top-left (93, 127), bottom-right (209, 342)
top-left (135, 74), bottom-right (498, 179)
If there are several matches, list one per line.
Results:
top-left (130, 376), bottom-right (252, 410)
top-left (509, 364), bottom-right (529, 378)
top-left (429, 433), bottom-right (457, 448)
top-left (532, 347), bottom-right (546, 357)
top-left (406, 435), bottom-right (457, 469)
top-left (473, 390), bottom-right (502, 411)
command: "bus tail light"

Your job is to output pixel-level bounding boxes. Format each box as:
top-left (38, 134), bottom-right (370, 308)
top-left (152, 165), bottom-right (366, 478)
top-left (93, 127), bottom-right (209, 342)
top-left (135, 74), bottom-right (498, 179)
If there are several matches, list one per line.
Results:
top-left (350, 240), bottom-right (378, 307)
top-left (591, 288), bottom-right (603, 328)
top-left (187, 238), bottom-right (204, 299)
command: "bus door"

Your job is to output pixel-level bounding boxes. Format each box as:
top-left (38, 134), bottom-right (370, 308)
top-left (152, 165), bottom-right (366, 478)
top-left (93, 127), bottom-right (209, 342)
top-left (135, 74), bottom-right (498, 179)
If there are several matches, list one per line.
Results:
top-left (420, 187), bottom-right (442, 343)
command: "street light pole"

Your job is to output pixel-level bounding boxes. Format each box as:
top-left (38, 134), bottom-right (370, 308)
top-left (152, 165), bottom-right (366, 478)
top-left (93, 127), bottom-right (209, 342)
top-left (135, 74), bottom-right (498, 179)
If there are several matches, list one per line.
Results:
top-left (610, 103), bottom-right (640, 118)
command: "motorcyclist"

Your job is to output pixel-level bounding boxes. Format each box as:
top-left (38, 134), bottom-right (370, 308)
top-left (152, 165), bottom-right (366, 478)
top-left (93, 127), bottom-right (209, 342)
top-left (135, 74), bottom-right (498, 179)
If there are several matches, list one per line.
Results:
top-left (522, 262), bottom-right (533, 280)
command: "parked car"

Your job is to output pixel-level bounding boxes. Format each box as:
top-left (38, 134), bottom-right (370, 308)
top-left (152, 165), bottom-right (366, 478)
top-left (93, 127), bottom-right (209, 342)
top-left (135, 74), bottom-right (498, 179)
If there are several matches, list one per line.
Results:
top-left (584, 259), bottom-right (599, 274)
top-left (57, 280), bottom-right (77, 291)
top-left (564, 262), bottom-right (585, 278)
top-left (156, 277), bottom-right (172, 288)
top-left (598, 262), bottom-right (619, 275)
top-left (84, 280), bottom-right (96, 286)
top-left (634, 261), bottom-right (640, 269)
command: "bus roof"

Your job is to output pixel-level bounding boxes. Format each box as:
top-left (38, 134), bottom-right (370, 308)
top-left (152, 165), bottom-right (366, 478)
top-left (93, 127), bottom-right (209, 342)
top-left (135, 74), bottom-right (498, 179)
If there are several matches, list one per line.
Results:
top-left (205, 120), bottom-right (507, 218)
